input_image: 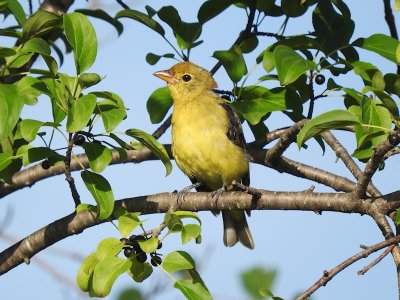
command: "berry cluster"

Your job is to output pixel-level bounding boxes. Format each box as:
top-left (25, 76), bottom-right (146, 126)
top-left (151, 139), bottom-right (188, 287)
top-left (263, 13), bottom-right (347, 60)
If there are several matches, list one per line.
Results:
top-left (121, 235), bottom-right (162, 267)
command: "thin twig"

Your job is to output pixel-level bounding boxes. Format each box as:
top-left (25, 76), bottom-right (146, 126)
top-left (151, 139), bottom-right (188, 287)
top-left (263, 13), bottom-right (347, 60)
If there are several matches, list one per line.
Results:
top-left (353, 140), bottom-right (397, 199)
top-left (152, 115), bottom-right (172, 139)
top-left (382, 0), bottom-right (400, 74)
top-left (264, 120), bottom-right (308, 164)
top-left (116, 0), bottom-right (130, 9)
top-left (248, 126), bottom-right (290, 148)
top-left (296, 235), bottom-right (400, 300)
top-left (321, 131), bottom-right (382, 197)
top-left (358, 244), bottom-right (396, 275)
top-left (307, 71), bottom-right (315, 119)
top-left (64, 133), bottom-right (81, 207)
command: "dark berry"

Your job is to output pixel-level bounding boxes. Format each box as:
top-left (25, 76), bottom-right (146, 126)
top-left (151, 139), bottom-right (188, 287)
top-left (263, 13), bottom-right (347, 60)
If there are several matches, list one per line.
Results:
top-left (157, 241), bottom-right (162, 250)
top-left (136, 252), bottom-right (147, 263)
top-left (151, 255), bottom-right (162, 267)
top-left (74, 134), bottom-right (85, 146)
top-left (315, 74), bottom-right (325, 85)
top-left (389, 133), bottom-right (400, 146)
top-left (41, 160), bottom-right (51, 170)
top-left (124, 248), bottom-right (133, 258)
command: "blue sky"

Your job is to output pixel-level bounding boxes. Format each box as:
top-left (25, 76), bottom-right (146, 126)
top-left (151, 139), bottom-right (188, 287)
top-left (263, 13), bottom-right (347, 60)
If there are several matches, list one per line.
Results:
top-left (0, 1), bottom-right (399, 299)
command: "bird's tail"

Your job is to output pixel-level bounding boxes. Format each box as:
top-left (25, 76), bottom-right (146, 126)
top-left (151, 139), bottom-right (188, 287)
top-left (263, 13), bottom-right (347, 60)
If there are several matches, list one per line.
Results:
top-left (222, 210), bottom-right (254, 250)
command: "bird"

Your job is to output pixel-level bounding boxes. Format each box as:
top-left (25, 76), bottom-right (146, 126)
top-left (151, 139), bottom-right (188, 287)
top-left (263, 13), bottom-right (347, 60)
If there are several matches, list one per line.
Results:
top-left (153, 61), bottom-right (254, 249)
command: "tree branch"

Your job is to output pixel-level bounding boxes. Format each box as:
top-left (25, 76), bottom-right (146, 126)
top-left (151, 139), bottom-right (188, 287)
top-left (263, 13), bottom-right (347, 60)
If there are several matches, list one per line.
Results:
top-left (296, 234), bottom-right (400, 300)
top-left (321, 131), bottom-right (382, 197)
top-left (2, 189), bottom-right (400, 275)
top-left (264, 120), bottom-right (307, 163)
top-left (353, 140), bottom-right (397, 199)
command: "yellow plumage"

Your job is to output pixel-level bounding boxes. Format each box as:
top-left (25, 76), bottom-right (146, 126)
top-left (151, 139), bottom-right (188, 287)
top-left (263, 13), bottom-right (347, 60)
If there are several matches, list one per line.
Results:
top-left (154, 61), bottom-right (254, 249)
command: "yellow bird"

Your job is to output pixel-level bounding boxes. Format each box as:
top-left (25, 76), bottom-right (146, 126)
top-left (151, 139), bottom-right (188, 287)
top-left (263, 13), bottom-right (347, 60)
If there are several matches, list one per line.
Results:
top-left (154, 61), bottom-right (254, 249)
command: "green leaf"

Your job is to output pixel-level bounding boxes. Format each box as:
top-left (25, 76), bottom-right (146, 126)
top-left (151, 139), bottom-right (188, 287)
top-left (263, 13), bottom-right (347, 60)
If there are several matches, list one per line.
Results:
top-left (76, 9), bottom-right (123, 35)
top-left (128, 257), bottom-right (153, 282)
top-left (76, 253), bottom-right (98, 292)
top-left (22, 38), bottom-right (50, 55)
top-left (312, 0), bottom-right (354, 53)
top-left (0, 84), bottom-right (24, 141)
top-left (0, 153), bottom-right (13, 172)
top-left (162, 251), bottom-right (195, 272)
top-left (96, 238), bottom-right (124, 260)
top-left (137, 237), bottom-right (159, 253)
top-left (82, 142), bottom-right (113, 173)
top-left (145, 53), bottom-right (174, 65)
top-left (231, 87), bottom-right (301, 125)
top-left (79, 73), bottom-right (102, 89)
top-left (146, 87), bottom-right (173, 124)
top-left (22, 147), bottom-right (54, 166)
top-left (63, 12), bottom-right (98, 74)
top-left (16, 76), bottom-right (43, 105)
top-left (174, 279), bottom-right (212, 300)
top-left (94, 92), bottom-right (126, 132)
top-left (116, 9), bottom-right (165, 36)
top-left (274, 45), bottom-right (316, 85)
top-left (19, 119), bottom-right (43, 142)
top-left (66, 94), bottom-right (97, 133)
top-left (174, 211), bottom-right (202, 224)
top-left (92, 257), bottom-right (131, 297)
top-left (181, 224), bottom-right (201, 245)
top-left (164, 212), bottom-right (183, 232)
top-left (7, 0), bottom-right (26, 26)
top-left (125, 128), bottom-right (172, 176)
top-left (76, 203), bottom-right (96, 214)
top-left (198, 0), bottom-right (236, 24)
top-left (354, 34), bottom-right (400, 64)
top-left (81, 170), bottom-right (114, 220)
top-left (22, 10), bottom-right (62, 41)
top-left (262, 50), bottom-right (275, 72)
top-left (297, 110), bottom-right (360, 147)
top-left (241, 267), bottom-right (276, 300)
top-left (118, 212), bottom-right (142, 237)
top-left (213, 45), bottom-right (247, 83)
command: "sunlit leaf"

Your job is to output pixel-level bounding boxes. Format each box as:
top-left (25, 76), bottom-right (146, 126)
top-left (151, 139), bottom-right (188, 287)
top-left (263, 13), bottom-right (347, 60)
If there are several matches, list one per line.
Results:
top-left (82, 142), bottom-right (113, 173)
top-left (0, 84), bottom-right (24, 141)
top-left (213, 45), bottom-right (247, 83)
top-left (162, 251), bottom-right (195, 272)
top-left (297, 110), bottom-right (360, 147)
top-left (274, 45), bottom-right (316, 85)
top-left (63, 12), bottom-right (97, 73)
top-left (146, 87), bottom-right (173, 124)
top-left (81, 170), bottom-right (114, 220)
top-left (125, 128), bottom-right (172, 176)
top-left (91, 257), bottom-right (131, 297)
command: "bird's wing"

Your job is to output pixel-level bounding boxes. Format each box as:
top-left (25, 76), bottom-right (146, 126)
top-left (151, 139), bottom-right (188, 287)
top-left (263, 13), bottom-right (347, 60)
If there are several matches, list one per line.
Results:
top-left (219, 102), bottom-right (250, 186)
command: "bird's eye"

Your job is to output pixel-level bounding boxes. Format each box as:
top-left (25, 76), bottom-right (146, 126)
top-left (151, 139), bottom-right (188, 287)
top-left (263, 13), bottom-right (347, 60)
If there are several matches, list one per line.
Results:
top-left (182, 74), bottom-right (192, 82)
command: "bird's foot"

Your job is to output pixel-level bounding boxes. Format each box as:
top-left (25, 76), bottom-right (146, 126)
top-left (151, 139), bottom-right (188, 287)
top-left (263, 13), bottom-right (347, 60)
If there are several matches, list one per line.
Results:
top-left (176, 182), bottom-right (202, 205)
top-left (212, 186), bottom-right (226, 206)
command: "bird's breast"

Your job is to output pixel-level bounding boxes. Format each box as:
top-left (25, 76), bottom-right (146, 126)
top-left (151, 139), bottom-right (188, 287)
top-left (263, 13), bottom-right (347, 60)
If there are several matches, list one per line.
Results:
top-left (171, 100), bottom-right (248, 190)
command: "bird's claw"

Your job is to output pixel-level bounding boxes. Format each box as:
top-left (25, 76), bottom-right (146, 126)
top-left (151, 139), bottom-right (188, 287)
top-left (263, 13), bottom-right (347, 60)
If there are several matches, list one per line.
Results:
top-left (176, 182), bottom-right (202, 205)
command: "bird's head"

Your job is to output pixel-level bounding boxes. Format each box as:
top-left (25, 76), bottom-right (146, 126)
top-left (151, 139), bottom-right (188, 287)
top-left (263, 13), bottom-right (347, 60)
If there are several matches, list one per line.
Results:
top-left (153, 62), bottom-right (217, 101)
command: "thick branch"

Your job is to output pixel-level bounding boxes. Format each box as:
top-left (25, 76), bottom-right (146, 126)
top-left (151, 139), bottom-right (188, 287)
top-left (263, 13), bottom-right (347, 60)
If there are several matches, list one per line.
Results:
top-left (2, 189), bottom-right (400, 275)
top-left (250, 148), bottom-right (364, 193)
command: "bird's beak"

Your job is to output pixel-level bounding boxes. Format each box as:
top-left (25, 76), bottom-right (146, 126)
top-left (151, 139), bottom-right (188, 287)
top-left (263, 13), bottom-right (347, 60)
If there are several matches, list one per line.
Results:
top-left (153, 70), bottom-right (178, 85)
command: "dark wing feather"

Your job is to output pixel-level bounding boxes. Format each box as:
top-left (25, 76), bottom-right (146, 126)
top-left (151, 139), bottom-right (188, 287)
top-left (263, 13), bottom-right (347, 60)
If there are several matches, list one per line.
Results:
top-left (219, 102), bottom-right (250, 186)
